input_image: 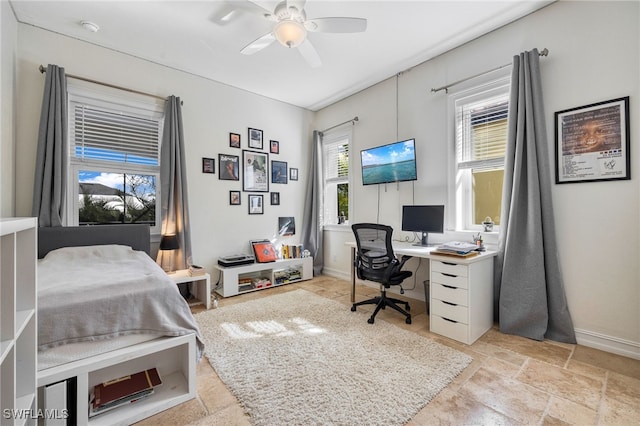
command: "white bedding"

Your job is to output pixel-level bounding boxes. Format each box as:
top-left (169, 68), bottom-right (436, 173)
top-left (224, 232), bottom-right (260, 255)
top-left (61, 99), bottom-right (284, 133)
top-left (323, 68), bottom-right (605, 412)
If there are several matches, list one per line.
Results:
top-left (37, 245), bottom-right (204, 358)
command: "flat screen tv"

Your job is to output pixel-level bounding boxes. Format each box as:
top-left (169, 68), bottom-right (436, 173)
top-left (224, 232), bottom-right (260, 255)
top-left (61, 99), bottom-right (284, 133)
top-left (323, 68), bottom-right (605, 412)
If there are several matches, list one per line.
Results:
top-left (402, 205), bottom-right (444, 246)
top-left (360, 138), bottom-right (417, 185)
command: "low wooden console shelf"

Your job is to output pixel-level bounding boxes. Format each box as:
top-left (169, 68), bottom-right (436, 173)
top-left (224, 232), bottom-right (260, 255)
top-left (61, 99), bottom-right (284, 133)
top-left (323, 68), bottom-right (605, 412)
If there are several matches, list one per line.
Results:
top-left (213, 257), bottom-right (313, 297)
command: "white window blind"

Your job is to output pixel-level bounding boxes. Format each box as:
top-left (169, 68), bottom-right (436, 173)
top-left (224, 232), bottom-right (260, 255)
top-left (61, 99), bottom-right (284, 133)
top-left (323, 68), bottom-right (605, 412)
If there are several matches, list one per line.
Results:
top-left (456, 95), bottom-right (508, 171)
top-left (72, 102), bottom-right (160, 166)
top-left (324, 138), bottom-right (349, 182)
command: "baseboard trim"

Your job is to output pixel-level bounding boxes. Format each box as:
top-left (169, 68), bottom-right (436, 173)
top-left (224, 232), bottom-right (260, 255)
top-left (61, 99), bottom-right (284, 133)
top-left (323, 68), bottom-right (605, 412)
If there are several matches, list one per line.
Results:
top-left (321, 267), bottom-right (350, 281)
top-left (575, 328), bottom-right (640, 360)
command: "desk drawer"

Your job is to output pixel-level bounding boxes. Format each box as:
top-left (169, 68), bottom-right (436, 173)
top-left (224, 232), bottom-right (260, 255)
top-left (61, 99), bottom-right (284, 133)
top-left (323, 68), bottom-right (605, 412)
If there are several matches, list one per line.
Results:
top-left (431, 298), bottom-right (468, 324)
top-left (431, 282), bottom-right (468, 306)
top-left (431, 314), bottom-right (469, 344)
top-left (432, 260), bottom-right (468, 277)
top-left (431, 271), bottom-right (468, 289)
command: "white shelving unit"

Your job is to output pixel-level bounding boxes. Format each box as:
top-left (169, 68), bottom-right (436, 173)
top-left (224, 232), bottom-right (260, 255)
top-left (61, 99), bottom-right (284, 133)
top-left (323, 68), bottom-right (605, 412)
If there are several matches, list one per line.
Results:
top-left (1, 217), bottom-right (38, 426)
top-left (37, 334), bottom-right (196, 426)
top-left (214, 257), bottom-right (313, 297)
top-left (169, 270), bottom-right (211, 309)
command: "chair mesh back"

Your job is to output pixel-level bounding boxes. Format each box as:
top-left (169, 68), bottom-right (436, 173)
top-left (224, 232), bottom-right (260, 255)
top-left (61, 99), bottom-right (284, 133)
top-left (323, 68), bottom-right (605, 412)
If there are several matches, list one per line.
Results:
top-left (352, 224), bottom-right (395, 281)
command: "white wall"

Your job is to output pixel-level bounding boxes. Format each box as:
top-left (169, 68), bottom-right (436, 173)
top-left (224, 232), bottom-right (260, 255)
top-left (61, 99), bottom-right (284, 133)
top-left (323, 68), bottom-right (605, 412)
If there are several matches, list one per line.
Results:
top-left (316, 1), bottom-right (640, 358)
top-left (1, 0), bottom-right (18, 216)
top-left (13, 24), bottom-right (314, 273)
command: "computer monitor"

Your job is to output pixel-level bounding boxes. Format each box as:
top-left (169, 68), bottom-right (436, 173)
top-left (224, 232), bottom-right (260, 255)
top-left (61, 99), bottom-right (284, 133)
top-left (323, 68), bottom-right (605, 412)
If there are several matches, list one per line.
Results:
top-left (401, 205), bottom-right (444, 246)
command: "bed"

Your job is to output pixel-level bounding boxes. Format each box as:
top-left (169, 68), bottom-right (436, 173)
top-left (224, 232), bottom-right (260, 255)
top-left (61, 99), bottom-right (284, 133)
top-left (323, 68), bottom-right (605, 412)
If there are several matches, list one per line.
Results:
top-left (36, 224), bottom-right (204, 425)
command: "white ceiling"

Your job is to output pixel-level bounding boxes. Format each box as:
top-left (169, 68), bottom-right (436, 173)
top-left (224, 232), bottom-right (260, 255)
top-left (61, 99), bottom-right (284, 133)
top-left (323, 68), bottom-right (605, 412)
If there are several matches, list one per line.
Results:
top-left (10, 0), bottom-right (552, 111)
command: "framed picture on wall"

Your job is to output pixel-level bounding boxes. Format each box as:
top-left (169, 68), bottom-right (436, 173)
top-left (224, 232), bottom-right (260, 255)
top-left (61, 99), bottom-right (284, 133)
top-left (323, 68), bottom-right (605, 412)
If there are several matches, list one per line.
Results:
top-left (248, 128), bottom-right (263, 150)
top-left (229, 133), bottom-right (241, 148)
top-left (219, 154), bottom-right (240, 181)
top-left (555, 96), bottom-right (630, 184)
top-left (248, 194), bottom-right (263, 214)
top-left (242, 150), bottom-right (269, 192)
top-left (270, 140), bottom-right (279, 154)
top-left (289, 167), bottom-right (298, 181)
top-left (270, 192), bottom-right (280, 205)
top-left (229, 190), bottom-right (241, 205)
top-left (271, 160), bottom-right (287, 184)
top-left (202, 157), bottom-right (215, 174)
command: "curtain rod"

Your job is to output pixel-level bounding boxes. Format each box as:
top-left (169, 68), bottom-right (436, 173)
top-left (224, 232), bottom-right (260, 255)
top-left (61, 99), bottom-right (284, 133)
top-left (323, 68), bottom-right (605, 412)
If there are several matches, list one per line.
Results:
top-left (320, 116), bottom-right (359, 134)
top-left (430, 48), bottom-right (549, 94)
top-left (38, 64), bottom-right (172, 103)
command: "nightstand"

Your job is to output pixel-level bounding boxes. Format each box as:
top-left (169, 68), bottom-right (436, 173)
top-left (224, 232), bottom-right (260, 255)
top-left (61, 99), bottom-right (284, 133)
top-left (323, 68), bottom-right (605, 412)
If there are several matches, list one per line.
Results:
top-left (169, 269), bottom-right (211, 309)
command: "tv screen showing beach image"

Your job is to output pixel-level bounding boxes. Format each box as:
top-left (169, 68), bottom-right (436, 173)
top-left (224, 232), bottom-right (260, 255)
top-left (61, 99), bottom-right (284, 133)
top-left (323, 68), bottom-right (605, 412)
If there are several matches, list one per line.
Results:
top-left (360, 139), bottom-right (417, 185)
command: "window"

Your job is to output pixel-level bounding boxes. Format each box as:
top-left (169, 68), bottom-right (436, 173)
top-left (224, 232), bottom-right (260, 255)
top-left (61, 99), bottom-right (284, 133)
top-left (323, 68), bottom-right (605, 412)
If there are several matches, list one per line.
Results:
top-left (66, 83), bottom-right (164, 234)
top-left (322, 130), bottom-right (351, 226)
top-left (451, 79), bottom-right (509, 231)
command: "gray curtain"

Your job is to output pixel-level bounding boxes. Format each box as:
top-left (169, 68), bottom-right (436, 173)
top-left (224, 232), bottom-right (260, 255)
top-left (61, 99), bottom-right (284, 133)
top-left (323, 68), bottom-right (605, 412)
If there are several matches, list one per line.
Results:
top-left (301, 130), bottom-right (323, 275)
top-left (32, 64), bottom-right (67, 227)
top-left (157, 96), bottom-right (192, 270)
top-left (494, 49), bottom-right (576, 343)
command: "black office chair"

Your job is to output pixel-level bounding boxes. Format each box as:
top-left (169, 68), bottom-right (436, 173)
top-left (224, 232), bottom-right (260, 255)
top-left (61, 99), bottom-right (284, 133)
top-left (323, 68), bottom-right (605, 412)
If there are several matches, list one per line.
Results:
top-left (351, 223), bottom-right (413, 324)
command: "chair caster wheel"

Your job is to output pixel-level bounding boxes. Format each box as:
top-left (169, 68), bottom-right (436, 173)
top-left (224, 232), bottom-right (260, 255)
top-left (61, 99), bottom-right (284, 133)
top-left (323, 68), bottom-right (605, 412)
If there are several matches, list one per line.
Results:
top-left (351, 306), bottom-right (356, 312)
top-left (406, 317), bottom-right (412, 324)
top-left (367, 318), bottom-right (375, 324)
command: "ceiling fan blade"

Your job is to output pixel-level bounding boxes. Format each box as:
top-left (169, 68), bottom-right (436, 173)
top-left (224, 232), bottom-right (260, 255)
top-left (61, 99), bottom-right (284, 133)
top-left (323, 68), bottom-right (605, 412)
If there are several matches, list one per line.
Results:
top-left (241, 32), bottom-right (276, 55)
top-left (298, 39), bottom-right (321, 68)
top-left (305, 17), bottom-right (367, 33)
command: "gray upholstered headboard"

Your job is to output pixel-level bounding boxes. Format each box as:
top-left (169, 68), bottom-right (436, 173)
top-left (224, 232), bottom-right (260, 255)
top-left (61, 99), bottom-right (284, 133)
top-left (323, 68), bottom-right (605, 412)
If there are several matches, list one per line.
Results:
top-left (38, 224), bottom-right (151, 259)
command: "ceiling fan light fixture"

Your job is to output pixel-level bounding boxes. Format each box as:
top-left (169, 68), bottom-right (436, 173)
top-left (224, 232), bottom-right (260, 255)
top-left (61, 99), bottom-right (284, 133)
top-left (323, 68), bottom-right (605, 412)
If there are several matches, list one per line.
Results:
top-left (274, 20), bottom-right (306, 48)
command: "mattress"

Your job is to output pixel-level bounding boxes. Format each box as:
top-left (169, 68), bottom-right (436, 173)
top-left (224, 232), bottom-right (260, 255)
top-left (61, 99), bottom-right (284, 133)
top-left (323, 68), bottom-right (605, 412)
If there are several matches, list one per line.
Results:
top-left (37, 244), bottom-right (204, 359)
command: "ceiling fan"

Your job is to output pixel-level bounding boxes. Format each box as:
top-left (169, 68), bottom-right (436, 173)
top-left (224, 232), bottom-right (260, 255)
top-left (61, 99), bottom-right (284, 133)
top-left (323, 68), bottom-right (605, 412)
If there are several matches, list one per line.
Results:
top-left (221, 0), bottom-right (367, 68)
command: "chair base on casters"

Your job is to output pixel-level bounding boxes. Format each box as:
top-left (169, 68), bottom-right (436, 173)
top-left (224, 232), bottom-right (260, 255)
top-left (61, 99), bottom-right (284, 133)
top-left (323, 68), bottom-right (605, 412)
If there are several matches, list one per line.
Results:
top-left (351, 289), bottom-right (412, 324)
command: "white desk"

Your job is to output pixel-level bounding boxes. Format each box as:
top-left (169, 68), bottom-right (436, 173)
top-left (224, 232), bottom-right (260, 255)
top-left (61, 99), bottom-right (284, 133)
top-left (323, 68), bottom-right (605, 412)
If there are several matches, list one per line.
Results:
top-left (346, 241), bottom-right (497, 344)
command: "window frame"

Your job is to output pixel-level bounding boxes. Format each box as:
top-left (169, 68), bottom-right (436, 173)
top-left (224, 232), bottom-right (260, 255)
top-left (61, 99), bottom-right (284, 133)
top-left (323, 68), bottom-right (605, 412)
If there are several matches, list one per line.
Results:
top-left (65, 81), bottom-right (165, 235)
top-left (447, 74), bottom-right (510, 233)
top-left (321, 128), bottom-right (352, 229)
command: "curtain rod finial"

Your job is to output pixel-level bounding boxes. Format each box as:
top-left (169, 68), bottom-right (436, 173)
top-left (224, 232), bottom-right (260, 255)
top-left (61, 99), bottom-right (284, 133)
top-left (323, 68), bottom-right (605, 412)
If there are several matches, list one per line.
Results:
top-left (539, 48), bottom-right (549, 56)
top-left (39, 65), bottom-right (46, 73)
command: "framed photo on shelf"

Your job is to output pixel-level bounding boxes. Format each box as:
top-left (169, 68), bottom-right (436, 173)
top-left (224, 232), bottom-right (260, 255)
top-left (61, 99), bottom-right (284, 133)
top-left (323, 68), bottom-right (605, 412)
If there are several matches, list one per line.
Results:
top-left (229, 132), bottom-right (241, 148)
top-left (270, 140), bottom-right (279, 154)
top-left (242, 150), bottom-right (269, 192)
top-left (271, 160), bottom-right (288, 184)
top-left (555, 96), bottom-right (630, 184)
top-left (270, 192), bottom-right (280, 205)
top-left (248, 194), bottom-right (264, 215)
top-left (219, 154), bottom-right (240, 181)
top-left (229, 190), bottom-right (241, 205)
top-left (202, 157), bottom-right (215, 174)
top-left (289, 167), bottom-right (298, 181)
top-left (248, 128), bottom-right (263, 150)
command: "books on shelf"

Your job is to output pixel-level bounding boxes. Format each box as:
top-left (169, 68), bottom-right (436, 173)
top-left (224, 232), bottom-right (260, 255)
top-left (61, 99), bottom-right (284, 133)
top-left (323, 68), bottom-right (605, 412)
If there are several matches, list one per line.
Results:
top-left (281, 244), bottom-right (304, 259)
top-left (433, 241), bottom-right (480, 257)
top-left (89, 368), bottom-right (162, 417)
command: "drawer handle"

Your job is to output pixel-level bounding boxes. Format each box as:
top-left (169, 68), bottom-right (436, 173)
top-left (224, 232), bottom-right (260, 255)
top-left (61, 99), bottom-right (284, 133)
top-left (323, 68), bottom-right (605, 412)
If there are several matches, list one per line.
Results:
top-left (442, 317), bottom-right (458, 323)
top-left (442, 284), bottom-right (457, 289)
top-left (442, 301), bottom-right (458, 306)
top-left (441, 273), bottom-right (457, 278)
top-left (442, 262), bottom-right (457, 266)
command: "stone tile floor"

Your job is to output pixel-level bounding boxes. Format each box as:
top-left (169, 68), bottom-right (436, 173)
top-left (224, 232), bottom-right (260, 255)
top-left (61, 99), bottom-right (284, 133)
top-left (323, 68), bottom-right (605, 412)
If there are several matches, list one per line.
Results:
top-left (136, 275), bottom-right (640, 425)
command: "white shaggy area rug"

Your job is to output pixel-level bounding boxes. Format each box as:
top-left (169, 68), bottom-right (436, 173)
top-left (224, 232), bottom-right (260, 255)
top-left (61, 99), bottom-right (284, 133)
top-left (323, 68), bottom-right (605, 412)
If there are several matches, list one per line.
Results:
top-left (195, 289), bottom-right (472, 426)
